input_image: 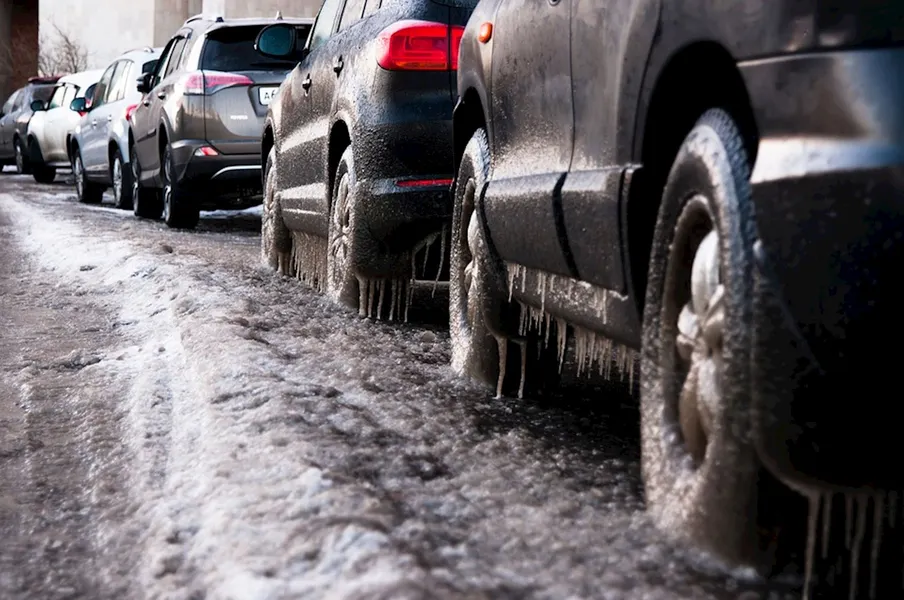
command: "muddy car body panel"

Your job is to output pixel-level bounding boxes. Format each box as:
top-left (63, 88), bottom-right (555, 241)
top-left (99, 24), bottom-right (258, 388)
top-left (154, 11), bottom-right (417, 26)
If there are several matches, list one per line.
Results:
top-left (265, 0), bottom-right (477, 276)
top-left (455, 0), bottom-right (904, 491)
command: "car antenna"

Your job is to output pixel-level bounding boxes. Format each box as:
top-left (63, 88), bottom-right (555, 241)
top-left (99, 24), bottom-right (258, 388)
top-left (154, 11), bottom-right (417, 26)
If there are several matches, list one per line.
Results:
top-left (275, 10), bottom-right (283, 20)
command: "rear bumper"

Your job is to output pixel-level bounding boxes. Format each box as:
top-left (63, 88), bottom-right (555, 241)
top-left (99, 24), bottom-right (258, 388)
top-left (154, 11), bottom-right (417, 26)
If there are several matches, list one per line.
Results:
top-left (349, 176), bottom-right (451, 279)
top-left (742, 46), bottom-right (904, 490)
top-left (170, 138), bottom-right (262, 198)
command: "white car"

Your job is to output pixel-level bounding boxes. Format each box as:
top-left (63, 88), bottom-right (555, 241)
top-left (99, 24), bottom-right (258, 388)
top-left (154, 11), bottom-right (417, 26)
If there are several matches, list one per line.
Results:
top-left (25, 69), bottom-right (104, 183)
top-left (69, 47), bottom-right (162, 207)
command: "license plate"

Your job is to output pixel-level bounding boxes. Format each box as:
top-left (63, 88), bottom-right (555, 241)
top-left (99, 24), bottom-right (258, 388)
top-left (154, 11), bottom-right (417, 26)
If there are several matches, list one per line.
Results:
top-left (259, 87), bottom-right (279, 105)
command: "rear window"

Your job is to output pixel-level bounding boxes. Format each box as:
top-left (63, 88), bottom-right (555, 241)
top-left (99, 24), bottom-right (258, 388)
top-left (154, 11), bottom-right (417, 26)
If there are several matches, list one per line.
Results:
top-left (201, 25), bottom-right (309, 72)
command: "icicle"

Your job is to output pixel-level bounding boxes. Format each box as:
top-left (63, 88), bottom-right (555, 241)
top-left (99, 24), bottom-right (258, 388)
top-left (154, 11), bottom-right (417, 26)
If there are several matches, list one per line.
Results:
top-left (520, 263), bottom-right (527, 292)
top-left (517, 340), bottom-right (527, 399)
top-left (494, 335), bottom-right (507, 399)
top-left (367, 279), bottom-right (376, 318)
top-left (556, 318), bottom-right (568, 372)
top-left (804, 493), bottom-right (820, 599)
top-left (822, 493), bottom-right (833, 559)
top-left (432, 224), bottom-right (447, 297)
top-left (849, 495), bottom-right (867, 600)
top-left (291, 232), bottom-right (327, 292)
top-left (869, 494), bottom-right (884, 600)
top-left (422, 234), bottom-right (432, 278)
top-left (846, 494), bottom-right (854, 549)
top-left (508, 266), bottom-right (516, 302)
top-left (388, 280), bottom-right (397, 321)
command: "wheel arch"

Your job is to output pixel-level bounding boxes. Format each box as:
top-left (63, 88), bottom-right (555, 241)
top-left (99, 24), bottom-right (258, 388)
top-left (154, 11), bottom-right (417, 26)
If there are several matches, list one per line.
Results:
top-left (452, 88), bottom-right (489, 178)
top-left (327, 120), bottom-right (351, 208)
top-left (628, 40), bottom-right (759, 312)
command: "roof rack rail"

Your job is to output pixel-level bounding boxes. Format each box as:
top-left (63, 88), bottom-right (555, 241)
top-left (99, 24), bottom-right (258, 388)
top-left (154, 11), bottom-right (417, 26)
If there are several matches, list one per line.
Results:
top-left (124, 46), bottom-right (155, 54)
top-left (184, 13), bottom-right (223, 25)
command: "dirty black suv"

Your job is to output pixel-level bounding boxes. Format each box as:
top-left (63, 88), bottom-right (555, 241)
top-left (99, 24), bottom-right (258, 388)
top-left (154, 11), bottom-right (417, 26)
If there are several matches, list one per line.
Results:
top-left (129, 14), bottom-right (313, 229)
top-left (256, 0), bottom-right (476, 317)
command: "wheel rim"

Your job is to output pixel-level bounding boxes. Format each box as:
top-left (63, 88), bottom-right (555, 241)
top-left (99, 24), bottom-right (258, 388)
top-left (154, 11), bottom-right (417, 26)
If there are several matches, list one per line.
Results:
top-left (15, 144), bottom-right (23, 172)
top-left (457, 179), bottom-right (480, 331)
top-left (131, 154), bottom-right (141, 209)
top-left (162, 149), bottom-right (172, 221)
top-left (74, 156), bottom-right (84, 198)
top-left (328, 172), bottom-right (351, 281)
top-left (113, 157), bottom-right (122, 203)
top-left (662, 196), bottom-right (725, 467)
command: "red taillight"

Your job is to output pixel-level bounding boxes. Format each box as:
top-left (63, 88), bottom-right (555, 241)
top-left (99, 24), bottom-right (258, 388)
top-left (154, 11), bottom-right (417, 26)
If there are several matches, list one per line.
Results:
top-left (124, 103), bottom-right (138, 122)
top-left (376, 20), bottom-right (465, 71)
top-left (396, 178), bottom-right (454, 188)
top-left (180, 71), bottom-right (253, 96)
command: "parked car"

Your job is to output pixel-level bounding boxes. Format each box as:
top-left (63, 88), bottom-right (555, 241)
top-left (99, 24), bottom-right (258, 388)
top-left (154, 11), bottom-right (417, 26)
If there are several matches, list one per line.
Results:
top-left (0, 76), bottom-right (60, 174)
top-left (255, 0), bottom-right (475, 316)
top-left (26, 69), bottom-right (104, 184)
top-left (127, 14), bottom-right (313, 229)
top-left (68, 47), bottom-right (162, 207)
top-left (451, 0), bottom-right (904, 575)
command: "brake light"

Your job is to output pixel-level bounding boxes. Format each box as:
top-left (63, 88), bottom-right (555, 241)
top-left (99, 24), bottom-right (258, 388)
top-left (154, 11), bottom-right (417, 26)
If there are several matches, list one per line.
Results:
top-left (376, 20), bottom-right (466, 71)
top-left (180, 71), bottom-right (254, 96)
top-left (124, 103), bottom-right (138, 122)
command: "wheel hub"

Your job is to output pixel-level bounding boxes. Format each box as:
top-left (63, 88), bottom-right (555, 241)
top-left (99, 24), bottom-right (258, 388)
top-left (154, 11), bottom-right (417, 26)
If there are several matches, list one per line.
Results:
top-left (329, 175), bottom-right (351, 274)
top-left (675, 225), bottom-right (726, 464)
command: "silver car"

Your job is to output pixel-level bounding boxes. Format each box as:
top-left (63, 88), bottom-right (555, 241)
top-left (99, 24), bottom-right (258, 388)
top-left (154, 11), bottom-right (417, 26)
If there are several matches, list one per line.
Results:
top-left (69, 46), bottom-right (162, 207)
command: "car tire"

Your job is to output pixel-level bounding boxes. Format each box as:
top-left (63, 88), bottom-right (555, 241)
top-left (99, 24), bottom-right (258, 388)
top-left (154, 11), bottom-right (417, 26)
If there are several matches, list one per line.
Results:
top-left (130, 143), bottom-right (162, 219)
top-left (326, 146), bottom-right (360, 308)
top-left (261, 147), bottom-right (293, 274)
top-left (73, 150), bottom-right (103, 204)
top-left (32, 164), bottom-right (56, 184)
top-left (162, 144), bottom-right (199, 230)
top-left (14, 138), bottom-right (31, 175)
top-left (449, 129), bottom-right (507, 389)
top-left (112, 151), bottom-right (133, 210)
top-left (640, 109), bottom-right (763, 571)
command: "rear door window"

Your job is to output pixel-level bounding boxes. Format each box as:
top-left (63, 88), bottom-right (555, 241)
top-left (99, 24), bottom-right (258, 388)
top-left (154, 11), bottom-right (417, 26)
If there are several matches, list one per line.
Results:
top-left (201, 26), bottom-right (301, 71)
top-left (363, 0), bottom-right (381, 17)
top-left (164, 38), bottom-right (188, 78)
top-left (91, 65), bottom-right (116, 109)
top-left (46, 85), bottom-right (66, 110)
top-left (339, 0), bottom-right (367, 31)
top-left (63, 85), bottom-right (78, 108)
top-left (109, 60), bottom-right (132, 102)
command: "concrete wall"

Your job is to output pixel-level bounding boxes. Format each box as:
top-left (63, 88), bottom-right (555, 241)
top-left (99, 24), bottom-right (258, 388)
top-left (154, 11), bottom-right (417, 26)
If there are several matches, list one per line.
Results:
top-left (208, 0), bottom-right (321, 18)
top-left (1, 0), bottom-right (39, 103)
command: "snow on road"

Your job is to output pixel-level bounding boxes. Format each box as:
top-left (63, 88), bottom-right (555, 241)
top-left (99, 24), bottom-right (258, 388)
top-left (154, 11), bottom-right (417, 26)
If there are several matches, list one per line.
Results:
top-left (0, 179), bottom-right (793, 599)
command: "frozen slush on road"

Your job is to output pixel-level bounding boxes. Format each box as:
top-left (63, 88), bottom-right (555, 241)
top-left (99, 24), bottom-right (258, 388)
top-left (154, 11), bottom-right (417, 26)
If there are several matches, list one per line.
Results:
top-left (0, 184), bottom-right (790, 598)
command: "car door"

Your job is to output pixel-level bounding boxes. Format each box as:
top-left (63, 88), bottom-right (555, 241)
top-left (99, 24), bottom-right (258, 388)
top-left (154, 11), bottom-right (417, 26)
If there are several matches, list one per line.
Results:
top-left (481, 0), bottom-right (576, 279)
top-left (39, 84), bottom-right (69, 161)
top-left (135, 34), bottom-right (187, 182)
top-left (52, 84), bottom-right (83, 163)
top-left (278, 0), bottom-right (343, 238)
top-left (133, 39), bottom-right (177, 180)
top-left (565, 0), bottom-right (660, 292)
top-left (87, 60), bottom-right (129, 175)
top-left (81, 63), bottom-right (117, 173)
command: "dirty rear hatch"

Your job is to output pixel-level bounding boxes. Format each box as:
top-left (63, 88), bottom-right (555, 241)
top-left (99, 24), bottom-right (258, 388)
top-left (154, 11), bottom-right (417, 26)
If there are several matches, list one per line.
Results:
top-left (201, 24), bottom-right (311, 155)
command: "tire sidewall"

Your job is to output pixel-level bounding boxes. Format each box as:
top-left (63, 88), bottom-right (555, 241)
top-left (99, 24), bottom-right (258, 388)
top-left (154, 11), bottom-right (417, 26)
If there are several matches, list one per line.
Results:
top-left (262, 148), bottom-right (292, 270)
top-left (640, 110), bottom-right (760, 568)
top-left (449, 129), bottom-right (500, 385)
top-left (326, 146), bottom-right (359, 307)
top-left (114, 152), bottom-right (133, 209)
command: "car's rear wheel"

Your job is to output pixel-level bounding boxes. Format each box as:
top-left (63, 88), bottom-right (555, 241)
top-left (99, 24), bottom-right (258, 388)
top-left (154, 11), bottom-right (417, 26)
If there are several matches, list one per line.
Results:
top-left (162, 144), bottom-right (199, 230)
top-left (640, 109), bottom-right (763, 571)
top-left (14, 139), bottom-right (31, 175)
top-left (261, 147), bottom-right (293, 274)
top-left (112, 151), bottom-right (133, 210)
top-left (73, 150), bottom-right (103, 204)
top-left (326, 146), bottom-right (360, 308)
top-left (450, 129), bottom-right (505, 389)
top-left (130, 143), bottom-right (162, 219)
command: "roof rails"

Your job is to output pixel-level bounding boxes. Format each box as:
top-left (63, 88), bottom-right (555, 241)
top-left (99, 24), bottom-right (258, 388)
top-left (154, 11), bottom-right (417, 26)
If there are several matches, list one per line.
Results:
top-left (28, 75), bottom-right (61, 84)
top-left (184, 13), bottom-right (224, 25)
top-left (124, 46), bottom-right (155, 54)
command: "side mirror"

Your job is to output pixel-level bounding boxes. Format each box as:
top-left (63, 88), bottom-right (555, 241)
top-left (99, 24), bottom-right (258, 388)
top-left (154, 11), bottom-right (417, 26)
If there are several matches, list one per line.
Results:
top-left (30, 99), bottom-right (46, 112)
top-left (137, 72), bottom-right (153, 94)
top-left (255, 23), bottom-right (297, 59)
top-left (69, 97), bottom-right (88, 113)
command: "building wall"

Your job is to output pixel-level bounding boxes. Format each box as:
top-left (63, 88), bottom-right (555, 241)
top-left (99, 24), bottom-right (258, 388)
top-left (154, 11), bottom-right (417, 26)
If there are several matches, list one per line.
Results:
top-left (1, 0), bottom-right (39, 103)
top-left (37, 0), bottom-right (322, 74)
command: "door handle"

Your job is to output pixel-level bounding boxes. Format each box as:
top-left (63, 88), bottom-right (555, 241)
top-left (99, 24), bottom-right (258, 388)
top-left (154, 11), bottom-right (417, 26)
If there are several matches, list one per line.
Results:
top-left (301, 75), bottom-right (312, 91)
top-left (107, 115), bottom-right (113, 122)
top-left (91, 119), bottom-right (97, 127)
top-left (333, 57), bottom-right (344, 74)
top-left (157, 91), bottom-right (166, 100)
top-left (142, 98), bottom-right (151, 107)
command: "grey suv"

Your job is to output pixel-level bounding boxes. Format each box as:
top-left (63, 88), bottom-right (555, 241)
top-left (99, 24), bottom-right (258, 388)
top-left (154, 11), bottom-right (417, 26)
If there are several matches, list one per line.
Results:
top-left (129, 14), bottom-right (313, 229)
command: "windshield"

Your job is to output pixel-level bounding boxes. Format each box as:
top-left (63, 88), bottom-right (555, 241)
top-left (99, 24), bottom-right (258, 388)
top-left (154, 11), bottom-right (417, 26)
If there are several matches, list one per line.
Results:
top-left (31, 84), bottom-right (55, 103)
top-left (201, 25), bottom-right (308, 72)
